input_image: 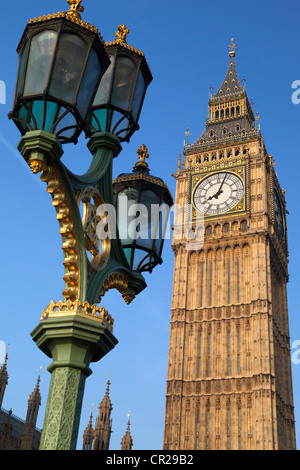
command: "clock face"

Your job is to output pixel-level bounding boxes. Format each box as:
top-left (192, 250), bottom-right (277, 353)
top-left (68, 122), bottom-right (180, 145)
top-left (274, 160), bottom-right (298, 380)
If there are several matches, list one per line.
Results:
top-left (193, 171), bottom-right (244, 216)
top-left (273, 188), bottom-right (284, 238)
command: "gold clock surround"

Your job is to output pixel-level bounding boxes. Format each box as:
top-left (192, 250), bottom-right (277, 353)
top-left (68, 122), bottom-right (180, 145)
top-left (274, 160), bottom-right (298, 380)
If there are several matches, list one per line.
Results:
top-left (190, 161), bottom-right (249, 222)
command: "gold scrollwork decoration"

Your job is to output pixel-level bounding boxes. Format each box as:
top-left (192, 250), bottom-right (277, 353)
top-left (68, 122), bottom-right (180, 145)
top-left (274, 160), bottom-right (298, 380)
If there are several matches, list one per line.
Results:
top-left (98, 272), bottom-right (135, 305)
top-left (40, 165), bottom-right (80, 301)
top-left (77, 187), bottom-right (111, 272)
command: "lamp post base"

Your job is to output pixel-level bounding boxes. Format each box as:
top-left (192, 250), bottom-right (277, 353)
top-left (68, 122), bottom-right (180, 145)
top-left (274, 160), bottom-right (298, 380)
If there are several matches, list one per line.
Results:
top-left (31, 308), bottom-right (118, 450)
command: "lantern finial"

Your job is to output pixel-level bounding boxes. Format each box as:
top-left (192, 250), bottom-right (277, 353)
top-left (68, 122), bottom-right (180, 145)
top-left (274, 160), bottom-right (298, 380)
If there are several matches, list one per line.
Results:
top-left (66, 0), bottom-right (84, 21)
top-left (114, 24), bottom-right (130, 45)
top-left (133, 144), bottom-right (150, 173)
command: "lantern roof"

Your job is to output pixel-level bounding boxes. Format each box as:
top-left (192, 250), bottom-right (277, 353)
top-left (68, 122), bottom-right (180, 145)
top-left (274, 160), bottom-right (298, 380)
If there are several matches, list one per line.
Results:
top-left (27, 0), bottom-right (105, 44)
top-left (113, 144), bottom-right (173, 204)
top-left (105, 25), bottom-right (152, 81)
top-left (106, 24), bottom-right (145, 58)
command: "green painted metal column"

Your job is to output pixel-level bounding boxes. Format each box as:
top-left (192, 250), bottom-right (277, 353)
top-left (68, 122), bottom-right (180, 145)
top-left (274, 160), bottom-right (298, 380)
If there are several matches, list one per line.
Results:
top-left (31, 311), bottom-right (118, 450)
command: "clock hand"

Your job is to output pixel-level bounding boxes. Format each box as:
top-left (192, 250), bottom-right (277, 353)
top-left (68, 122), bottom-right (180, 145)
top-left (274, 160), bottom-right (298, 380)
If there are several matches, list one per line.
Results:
top-left (207, 174), bottom-right (227, 201)
top-left (207, 190), bottom-right (223, 201)
top-left (216, 174), bottom-right (227, 195)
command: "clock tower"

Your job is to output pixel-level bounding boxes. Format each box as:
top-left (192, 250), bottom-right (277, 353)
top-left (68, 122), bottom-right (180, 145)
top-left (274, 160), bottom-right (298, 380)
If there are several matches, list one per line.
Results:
top-left (163, 40), bottom-right (296, 450)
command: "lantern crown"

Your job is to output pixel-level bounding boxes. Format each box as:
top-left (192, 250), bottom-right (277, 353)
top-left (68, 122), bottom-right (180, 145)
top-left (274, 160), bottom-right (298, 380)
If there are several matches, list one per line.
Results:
top-left (27, 0), bottom-right (104, 43)
top-left (105, 25), bottom-right (146, 59)
top-left (133, 144), bottom-right (150, 174)
top-left (66, 0), bottom-right (84, 21)
top-left (113, 145), bottom-right (173, 201)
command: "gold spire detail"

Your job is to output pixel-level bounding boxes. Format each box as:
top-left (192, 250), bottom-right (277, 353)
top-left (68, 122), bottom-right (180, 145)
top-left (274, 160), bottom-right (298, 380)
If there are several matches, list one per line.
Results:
top-left (114, 24), bottom-right (130, 45)
top-left (184, 128), bottom-right (190, 147)
top-left (106, 25), bottom-right (145, 58)
top-left (28, 0), bottom-right (104, 42)
top-left (228, 37), bottom-right (237, 58)
top-left (137, 144), bottom-right (149, 164)
top-left (3, 343), bottom-right (10, 364)
top-left (66, 0), bottom-right (84, 21)
top-left (133, 144), bottom-right (150, 173)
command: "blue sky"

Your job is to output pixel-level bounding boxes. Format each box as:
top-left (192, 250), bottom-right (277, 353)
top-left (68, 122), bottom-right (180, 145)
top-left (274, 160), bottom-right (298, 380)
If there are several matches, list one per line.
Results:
top-left (0, 0), bottom-right (300, 450)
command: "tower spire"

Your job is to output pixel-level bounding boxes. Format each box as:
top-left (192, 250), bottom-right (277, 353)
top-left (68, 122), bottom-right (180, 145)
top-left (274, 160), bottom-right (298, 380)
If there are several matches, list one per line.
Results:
top-left (93, 378), bottom-right (113, 450)
top-left (20, 367), bottom-right (42, 450)
top-left (82, 404), bottom-right (95, 450)
top-left (0, 344), bottom-right (9, 409)
top-left (228, 37), bottom-right (237, 58)
top-left (121, 412), bottom-right (133, 450)
top-left (185, 39), bottom-right (257, 153)
top-left (213, 38), bottom-right (243, 98)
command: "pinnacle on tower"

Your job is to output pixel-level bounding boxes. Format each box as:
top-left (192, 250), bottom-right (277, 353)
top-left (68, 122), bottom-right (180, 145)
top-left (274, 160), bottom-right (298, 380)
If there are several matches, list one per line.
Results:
top-left (93, 379), bottom-right (113, 450)
top-left (20, 367), bottom-right (42, 450)
top-left (121, 412), bottom-right (133, 450)
top-left (0, 344), bottom-right (9, 409)
top-left (82, 404), bottom-right (94, 450)
top-left (213, 38), bottom-right (243, 98)
top-left (186, 38), bottom-right (257, 153)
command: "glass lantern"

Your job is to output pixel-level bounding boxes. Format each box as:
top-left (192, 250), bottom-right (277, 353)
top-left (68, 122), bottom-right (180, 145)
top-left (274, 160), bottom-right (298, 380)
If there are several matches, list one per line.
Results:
top-left (86, 25), bottom-right (153, 143)
top-left (113, 145), bottom-right (173, 273)
top-left (9, 14), bottom-right (110, 145)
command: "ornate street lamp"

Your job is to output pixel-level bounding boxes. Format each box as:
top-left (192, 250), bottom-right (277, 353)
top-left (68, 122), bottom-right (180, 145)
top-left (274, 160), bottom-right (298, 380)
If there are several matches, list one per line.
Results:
top-left (113, 144), bottom-right (173, 272)
top-left (86, 24), bottom-right (153, 142)
top-left (9, 0), bottom-right (172, 451)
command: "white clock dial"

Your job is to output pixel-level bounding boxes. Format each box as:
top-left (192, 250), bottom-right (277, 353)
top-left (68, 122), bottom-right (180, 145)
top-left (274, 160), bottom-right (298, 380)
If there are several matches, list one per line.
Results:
top-left (193, 171), bottom-right (244, 215)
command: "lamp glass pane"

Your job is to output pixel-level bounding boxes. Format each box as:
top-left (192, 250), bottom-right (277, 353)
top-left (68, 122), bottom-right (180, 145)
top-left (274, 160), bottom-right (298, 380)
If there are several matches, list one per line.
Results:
top-left (77, 48), bottom-right (101, 119)
top-left (44, 101), bottom-right (60, 132)
top-left (117, 187), bottom-right (139, 245)
top-left (24, 30), bottom-right (58, 96)
top-left (111, 110), bottom-right (130, 137)
top-left (155, 201), bottom-right (169, 252)
top-left (17, 103), bottom-right (30, 131)
top-left (49, 33), bottom-right (87, 103)
top-left (16, 42), bottom-right (28, 96)
top-left (114, 117), bottom-right (130, 139)
top-left (111, 56), bottom-right (136, 110)
top-left (93, 54), bottom-right (115, 105)
top-left (90, 108), bottom-right (108, 132)
top-left (132, 247), bottom-right (148, 271)
top-left (31, 100), bottom-right (44, 128)
top-left (139, 189), bottom-right (161, 250)
top-left (55, 106), bottom-right (77, 139)
top-left (131, 69), bottom-right (145, 121)
top-left (18, 100), bottom-right (44, 131)
top-left (124, 247), bottom-right (133, 267)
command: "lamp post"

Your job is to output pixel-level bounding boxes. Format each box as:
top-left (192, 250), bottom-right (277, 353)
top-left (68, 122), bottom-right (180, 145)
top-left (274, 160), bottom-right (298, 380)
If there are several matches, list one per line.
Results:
top-left (9, 1), bottom-right (173, 450)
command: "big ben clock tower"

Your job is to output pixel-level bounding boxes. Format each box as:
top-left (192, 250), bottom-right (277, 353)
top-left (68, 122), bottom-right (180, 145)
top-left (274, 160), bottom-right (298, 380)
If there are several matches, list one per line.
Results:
top-left (163, 39), bottom-right (296, 450)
